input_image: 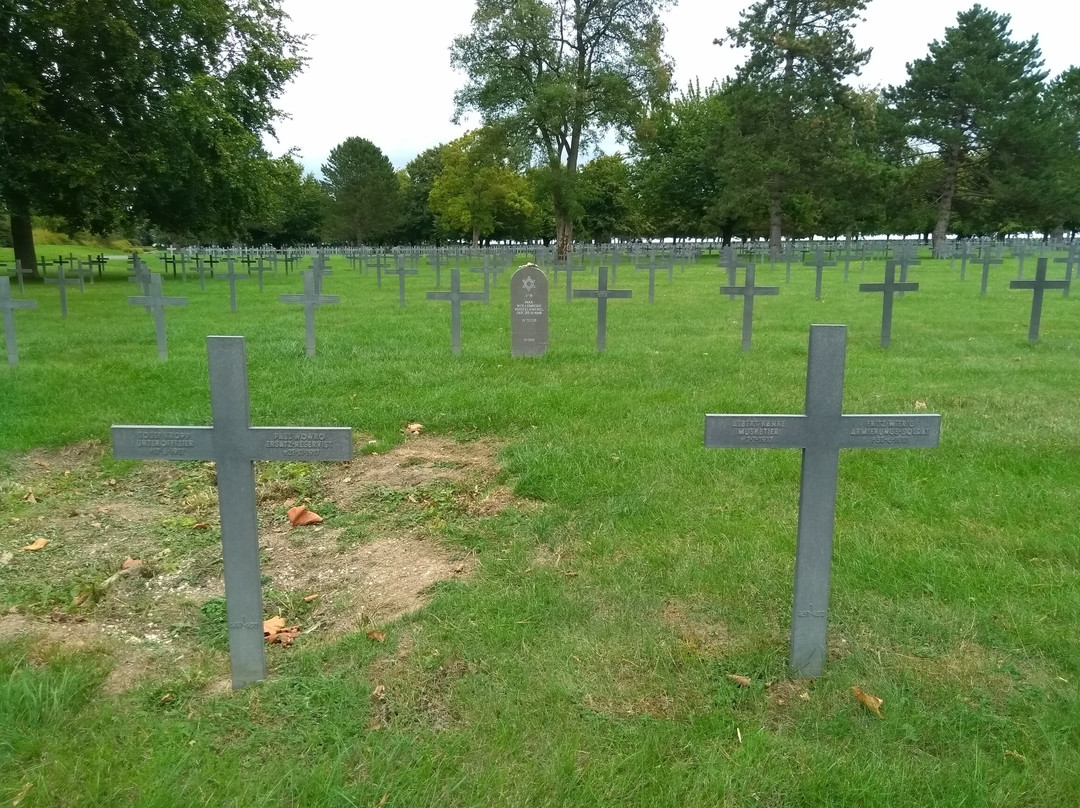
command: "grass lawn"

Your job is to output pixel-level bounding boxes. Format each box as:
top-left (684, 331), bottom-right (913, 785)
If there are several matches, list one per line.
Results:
top-left (1, 244), bottom-right (1078, 807)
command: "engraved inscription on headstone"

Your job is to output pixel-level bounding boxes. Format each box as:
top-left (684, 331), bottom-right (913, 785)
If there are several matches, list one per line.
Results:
top-left (111, 337), bottom-right (353, 688)
top-left (511, 264), bottom-right (549, 357)
top-left (704, 324), bottom-right (941, 677)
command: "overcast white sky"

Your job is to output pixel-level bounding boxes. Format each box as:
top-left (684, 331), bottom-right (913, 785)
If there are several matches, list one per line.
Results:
top-left (268, 0), bottom-right (1076, 177)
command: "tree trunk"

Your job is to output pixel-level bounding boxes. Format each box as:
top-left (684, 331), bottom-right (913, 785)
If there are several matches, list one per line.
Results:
top-left (471, 225), bottom-right (480, 249)
top-left (933, 146), bottom-right (962, 256)
top-left (768, 190), bottom-right (783, 259)
top-left (555, 207), bottom-right (573, 261)
top-left (11, 212), bottom-right (37, 278)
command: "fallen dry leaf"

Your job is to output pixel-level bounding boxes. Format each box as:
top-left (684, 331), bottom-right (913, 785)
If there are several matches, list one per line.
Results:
top-left (23, 489), bottom-right (37, 504)
top-left (727, 674), bottom-right (752, 687)
top-left (263, 615), bottom-right (287, 641)
top-left (1004, 749), bottom-right (1027, 764)
top-left (403, 422), bottom-right (423, 435)
top-left (914, 400), bottom-right (927, 410)
top-left (193, 523), bottom-right (211, 530)
top-left (160, 693), bottom-right (175, 704)
top-left (268, 626), bottom-right (301, 646)
top-left (11, 782), bottom-right (33, 806)
top-left (367, 630), bottom-right (387, 643)
top-left (106, 478), bottom-right (117, 486)
top-left (22, 538), bottom-right (49, 551)
top-left (852, 686), bottom-right (884, 719)
top-left (286, 505), bottom-right (323, 526)
top-left (303, 593), bottom-right (320, 602)
top-left (375, 793), bottom-right (390, 808)
top-left (121, 557), bottom-right (143, 571)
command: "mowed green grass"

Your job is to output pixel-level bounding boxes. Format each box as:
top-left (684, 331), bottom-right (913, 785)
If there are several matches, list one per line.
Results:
top-left (1, 245), bottom-right (1079, 807)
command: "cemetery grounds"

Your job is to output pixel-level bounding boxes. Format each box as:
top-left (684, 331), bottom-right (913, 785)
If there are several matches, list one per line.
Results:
top-left (0, 244), bottom-right (1078, 806)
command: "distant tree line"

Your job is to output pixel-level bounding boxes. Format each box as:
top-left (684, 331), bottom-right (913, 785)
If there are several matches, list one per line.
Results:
top-left (3, 1), bottom-right (1078, 269)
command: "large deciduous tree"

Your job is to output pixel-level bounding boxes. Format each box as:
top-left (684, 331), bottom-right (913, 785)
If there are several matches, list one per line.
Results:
top-left (451, 0), bottom-right (674, 258)
top-left (719, 0), bottom-right (871, 254)
top-left (0, 0), bottom-right (305, 272)
top-left (321, 137), bottom-right (400, 244)
top-left (885, 5), bottom-right (1046, 253)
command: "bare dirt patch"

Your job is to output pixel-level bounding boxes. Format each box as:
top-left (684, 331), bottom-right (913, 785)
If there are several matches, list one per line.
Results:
top-left (662, 598), bottom-right (733, 658)
top-left (13, 440), bottom-right (107, 477)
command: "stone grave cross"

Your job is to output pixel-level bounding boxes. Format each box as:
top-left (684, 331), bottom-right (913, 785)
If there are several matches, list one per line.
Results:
top-left (977, 249), bottom-right (1003, 297)
top-left (1053, 243), bottom-right (1079, 298)
top-left (572, 266), bottom-right (632, 352)
top-left (858, 261), bottom-right (919, 348)
top-left (218, 259), bottom-right (247, 312)
top-left (705, 324), bottom-right (940, 677)
top-left (45, 263), bottom-right (84, 318)
top-left (1, 276), bottom-right (37, 366)
top-left (1010, 257), bottom-right (1068, 342)
top-left (719, 264), bottom-right (778, 351)
top-left (387, 258), bottom-right (418, 307)
top-left (719, 246), bottom-right (749, 299)
top-left (279, 271), bottom-right (340, 357)
top-left (804, 248), bottom-right (836, 300)
top-left (426, 267), bottom-right (488, 355)
top-left (112, 336), bottom-right (353, 688)
top-left (127, 273), bottom-right (188, 360)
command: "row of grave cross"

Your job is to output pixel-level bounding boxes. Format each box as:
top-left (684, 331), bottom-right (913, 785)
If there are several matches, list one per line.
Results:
top-left (108, 322), bottom-right (941, 687)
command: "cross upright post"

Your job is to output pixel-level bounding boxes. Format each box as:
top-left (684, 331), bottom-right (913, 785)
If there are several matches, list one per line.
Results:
top-left (1013, 242), bottom-right (1028, 280)
top-left (279, 271), bottom-right (340, 357)
top-left (1, 276), bottom-right (37, 366)
top-left (45, 264), bottom-right (84, 318)
top-left (561, 257), bottom-right (588, 303)
top-left (112, 337), bottom-right (352, 688)
top-left (859, 260), bottom-right (919, 348)
top-left (218, 259), bottom-right (247, 312)
top-left (426, 267), bottom-right (488, 355)
top-left (893, 244), bottom-right (920, 298)
top-left (958, 241), bottom-right (971, 280)
top-left (719, 264), bottom-right (779, 351)
top-left (471, 256), bottom-right (498, 305)
top-left (1053, 244), bottom-right (1079, 298)
top-left (636, 254), bottom-right (667, 304)
top-left (804, 248), bottom-right (837, 300)
top-left (127, 273), bottom-right (188, 360)
top-left (719, 245), bottom-right (750, 300)
top-left (251, 256), bottom-right (272, 292)
top-left (705, 325), bottom-right (941, 677)
top-left (977, 249), bottom-right (1003, 297)
top-left (1010, 257), bottom-right (1068, 342)
top-left (572, 266), bottom-right (632, 352)
top-left (429, 249), bottom-right (444, 288)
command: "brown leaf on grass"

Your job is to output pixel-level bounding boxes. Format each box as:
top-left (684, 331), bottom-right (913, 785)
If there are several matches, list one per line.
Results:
top-left (852, 686), bottom-right (884, 718)
top-left (286, 505), bottom-right (323, 526)
top-left (303, 593), bottom-right (319, 602)
top-left (403, 422), bottom-right (424, 436)
top-left (1004, 749), bottom-right (1027, 764)
top-left (160, 693), bottom-right (175, 704)
top-left (263, 616), bottom-right (286, 641)
top-left (22, 538), bottom-right (49, 551)
top-left (727, 674), bottom-right (752, 687)
top-left (23, 489), bottom-right (37, 504)
top-left (11, 782), bottom-right (33, 806)
top-left (269, 626), bottom-right (301, 646)
top-left (121, 557), bottom-right (143, 571)
top-left (106, 478), bottom-right (117, 486)
top-left (914, 400), bottom-right (927, 411)
top-left (367, 630), bottom-right (387, 643)
top-left (193, 523), bottom-right (211, 530)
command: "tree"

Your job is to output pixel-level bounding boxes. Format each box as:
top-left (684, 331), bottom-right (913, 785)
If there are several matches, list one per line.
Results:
top-left (885, 5), bottom-right (1047, 253)
top-left (396, 145), bottom-right (445, 244)
top-left (577, 154), bottom-right (641, 243)
top-left (719, 0), bottom-right (871, 253)
top-left (243, 156), bottom-right (327, 246)
top-left (451, 0), bottom-right (674, 258)
top-left (428, 130), bottom-right (534, 246)
top-left (321, 137), bottom-right (400, 244)
top-left (0, 0), bottom-right (305, 272)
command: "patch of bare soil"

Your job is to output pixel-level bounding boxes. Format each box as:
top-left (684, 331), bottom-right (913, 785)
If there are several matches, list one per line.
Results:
top-left (13, 440), bottom-right (106, 476)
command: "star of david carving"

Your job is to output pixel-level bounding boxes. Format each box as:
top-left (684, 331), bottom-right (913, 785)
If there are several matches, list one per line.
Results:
top-left (522, 276), bottom-right (536, 291)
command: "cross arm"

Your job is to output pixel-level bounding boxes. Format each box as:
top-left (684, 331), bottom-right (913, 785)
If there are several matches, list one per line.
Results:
top-left (246, 427), bottom-right (353, 461)
top-left (705, 414), bottom-right (808, 448)
top-left (837, 414), bottom-right (941, 449)
top-left (111, 425), bottom-right (216, 460)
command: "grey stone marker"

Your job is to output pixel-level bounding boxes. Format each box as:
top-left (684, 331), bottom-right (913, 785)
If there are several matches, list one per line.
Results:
top-left (510, 263), bottom-right (549, 357)
top-left (637, 255), bottom-right (670, 305)
top-left (128, 273), bottom-right (188, 360)
top-left (719, 246), bottom-right (749, 301)
top-left (310, 256), bottom-right (333, 296)
top-left (279, 271), bottom-right (340, 357)
top-left (1053, 244), bottom-right (1079, 298)
top-left (705, 324), bottom-right (941, 677)
top-left (45, 264), bottom-right (84, 318)
top-left (252, 257), bottom-right (272, 291)
top-left (977, 250), bottom-right (1003, 297)
top-left (719, 264), bottom-right (778, 351)
top-left (893, 244), bottom-right (920, 298)
top-left (427, 268), bottom-right (487, 355)
top-left (218, 259), bottom-right (247, 312)
top-left (573, 266), bottom-right (632, 352)
top-left (111, 336), bottom-right (353, 689)
top-left (1010, 257), bottom-right (1068, 342)
top-left (387, 260), bottom-right (418, 307)
top-left (859, 261), bottom-right (919, 348)
top-left (1, 276), bottom-right (37, 366)
top-left (804, 248), bottom-right (836, 300)
top-left (560, 258), bottom-right (588, 303)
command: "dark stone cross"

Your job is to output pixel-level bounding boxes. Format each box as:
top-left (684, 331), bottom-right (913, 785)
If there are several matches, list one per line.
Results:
top-left (705, 324), bottom-right (941, 677)
top-left (218, 259), bottom-right (247, 312)
top-left (1053, 244), bottom-right (1079, 298)
top-left (1, 276), bottom-right (37, 366)
top-left (804, 248), bottom-right (836, 300)
top-left (1012, 242), bottom-right (1029, 280)
top-left (719, 246), bottom-right (750, 301)
top-left (192, 256), bottom-right (212, 291)
top-left (1010, 257), bottom-right (1068, 342)
top-left (279, 271), bottom-right (340, 357)
top-left (386, 259), bottom-right (418, 307)
top-left (112, 337), bottom-right (352, 688)
top-left (572, 266), bottom-right (632, 352)
top-left (45, 264), bottom-right (84, 318)
top-left (957, 241), bottom-right (972, 280)
top-left (977, 249), bottom-right (1003, 297)
top-left (127, 273), bottom-right (188, 360)
top-left (429, 249), bottom-right (444, 289)
top-left (129, 255), bottom-right (153, 298)
top-left (859, 260), bottom-right (919, 348)
top-left (309, 255), bottom-right (333, 296)
top-left (369, 253), bottom-right (388, 289)
top-left (427, 267), bottom-right (488, 355)
top-left (470, 257), bottom-right (500, 305)
top-left (719, 264), bottom-right (778, 351)
top-left (892, 243), bottom-right (920, 298)
top-left (558, 257), bottom-right (589, 303)
top-left (637, 253), bottom-right (671, 304)
top-left (251, 257), bottom-right (273, 291)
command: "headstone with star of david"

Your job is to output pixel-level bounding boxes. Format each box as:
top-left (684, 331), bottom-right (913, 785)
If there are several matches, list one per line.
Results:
top-left (511, 263), bottom-right (549, 357)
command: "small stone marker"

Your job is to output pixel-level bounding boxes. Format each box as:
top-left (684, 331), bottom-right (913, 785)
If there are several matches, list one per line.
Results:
top-left (1053, 244), bottom-right (1079, 298)
top-left (859, 261), bottom-right (919, 348)
top-left (572, 266), bottom-right (632, 352)
top-left (279, 271), bottom-right (340, 357)
top-left (1, 276), bottom-right (37, 366)
top-left (893, 243), bottom-right (920, 298)
top-left (127, 273), bottom-right (188, 360)
top-left (45, 264), bottom-right (84, 318)
top-left (111, 336), bottom-right (353, 689)
top-left (252, 257), bottom-right (272, 291)
top-left (427, 267), bottom-right (487, 355)
top-left (719, 264), bottom-right (778, 351)
top-left (310, 255), bottom-right (333, 296)
top-left (387, 260), bottom-right (418, 307)
top-left (218, 259), bottom-right (246, 312)
top-left (705, 324), bottom-right (941, 677)
top-left (977, 250), bottom-right (1003, 297)
top-left (1010, 257), bottom-right (1068, 342)
top-left (804, 248), bottom-right (836, 300)
top-left (719, 246), bottom-right (749, 300)
top-left (511, 263), bottom-right (549, 357)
